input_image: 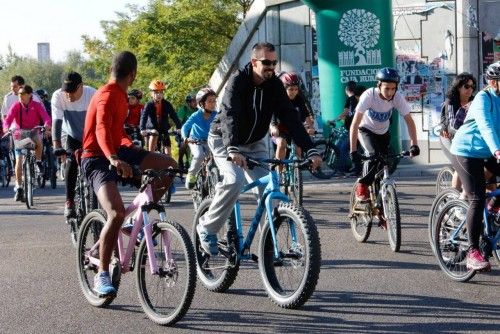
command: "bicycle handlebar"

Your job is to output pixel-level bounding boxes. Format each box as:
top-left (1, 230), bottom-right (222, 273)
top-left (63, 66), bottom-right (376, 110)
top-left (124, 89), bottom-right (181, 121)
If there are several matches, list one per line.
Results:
top-left (360, 151), bottom-right (411, 162)
top-left (227, 156), bottom-right (312, 170)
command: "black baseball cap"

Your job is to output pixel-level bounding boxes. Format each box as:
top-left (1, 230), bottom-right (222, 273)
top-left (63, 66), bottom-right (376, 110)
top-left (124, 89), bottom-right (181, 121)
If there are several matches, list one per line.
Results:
top-left (61, 71), bottom-right (82, 93)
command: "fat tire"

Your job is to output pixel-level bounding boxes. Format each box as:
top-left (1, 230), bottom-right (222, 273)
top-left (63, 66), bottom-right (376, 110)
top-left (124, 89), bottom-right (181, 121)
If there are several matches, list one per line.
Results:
top-left (258, 202), bottom-right (321, 308)
top-left (193, 198), bottom-right (240, 292)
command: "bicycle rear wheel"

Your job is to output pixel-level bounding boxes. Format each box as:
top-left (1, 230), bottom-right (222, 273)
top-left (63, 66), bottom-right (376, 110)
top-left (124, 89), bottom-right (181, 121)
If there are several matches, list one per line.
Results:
top-left (259, 202), bottom-right (321, 308)
top-left (436, 166), bottom-right (454, 194)
top-left (136, 220), bottom-right (196, 326)
top-left (433, 200), bottom-right (476, 282)
top-left (349, 183), bottom-right (372, 242)
top-left (193, 198), bottom-right (240, 292)
top-left (76, 210), bottom-right (121, 307)
top-left (383, 184), bottom-right (401, 252)
top-left (428, 188), bottom-right (460, 253)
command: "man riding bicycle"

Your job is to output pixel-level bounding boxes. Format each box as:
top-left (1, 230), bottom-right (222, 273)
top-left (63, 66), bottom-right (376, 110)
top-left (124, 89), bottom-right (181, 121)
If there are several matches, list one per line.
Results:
top-left (349, 67), bottom-right (420, 206)
top-left (81, 51), bottom-right (177, 297)
top-left (52, 71), bottom-right (97, 218)
top-left (195, 42), bottom-right (322, 255)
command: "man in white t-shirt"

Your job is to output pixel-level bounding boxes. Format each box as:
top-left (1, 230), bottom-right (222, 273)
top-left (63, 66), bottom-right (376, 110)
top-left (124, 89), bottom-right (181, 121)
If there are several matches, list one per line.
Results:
top-left (1, 75), bottom-right (44, 121)
top-left (349, 68), bottom-right (420, 205)
top-left (52, 71), bottom-right (96, 219)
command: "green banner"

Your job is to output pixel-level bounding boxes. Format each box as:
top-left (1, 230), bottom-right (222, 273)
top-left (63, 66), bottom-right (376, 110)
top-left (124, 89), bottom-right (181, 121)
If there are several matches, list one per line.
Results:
top-left (302, 0), bottom-right (400, 151)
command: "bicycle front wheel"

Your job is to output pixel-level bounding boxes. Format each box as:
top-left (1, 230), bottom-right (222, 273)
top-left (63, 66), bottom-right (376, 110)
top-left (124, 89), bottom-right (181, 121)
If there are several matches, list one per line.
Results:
top-left (436, 166), bottom-right (454, 194)
top-left (434, 200), bottom-right (475, 282)
top-left (259, 202), bottom-right (321, 308)
top-left (136, 220), bottom-right (196, 326)
top-left (76, 210), bottom-right (121, 307)
top-left (428, 188), bottom-right (460, 253)
top-left (383, 184), bottom-right (401, 252)
top-left (24, 160), bottom-right (34, 209)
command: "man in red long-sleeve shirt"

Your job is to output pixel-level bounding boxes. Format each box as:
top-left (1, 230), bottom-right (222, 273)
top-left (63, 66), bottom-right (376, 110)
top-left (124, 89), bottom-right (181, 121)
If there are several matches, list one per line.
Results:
top-left (81, 51), bottom-right (177, 297)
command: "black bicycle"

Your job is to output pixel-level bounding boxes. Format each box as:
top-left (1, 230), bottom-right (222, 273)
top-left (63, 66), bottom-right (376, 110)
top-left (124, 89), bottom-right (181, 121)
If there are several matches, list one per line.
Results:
top-left (37, 136), bottom-right (57, 189)
top-left (349, 151), bottom-right (410, 252)
top-left (189, 139), bottom-right (220, 210)
top-left (54, 148), bottom-right (98, 247)
top-left (312, 120), bottom-right (349, 178)
top-left (0, 136), bottom-right (13, 187)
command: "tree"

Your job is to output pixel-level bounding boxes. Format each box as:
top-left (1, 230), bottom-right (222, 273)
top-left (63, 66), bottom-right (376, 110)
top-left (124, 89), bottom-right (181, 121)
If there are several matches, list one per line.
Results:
top-left (82, 0), bottom-right (240, 107)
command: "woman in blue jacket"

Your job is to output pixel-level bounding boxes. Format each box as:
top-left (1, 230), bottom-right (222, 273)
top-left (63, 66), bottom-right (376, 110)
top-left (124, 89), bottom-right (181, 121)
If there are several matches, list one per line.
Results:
top-left (450, 61), bottom-right (500, 272)
top-left (181, 88), bottom-right (217, 189)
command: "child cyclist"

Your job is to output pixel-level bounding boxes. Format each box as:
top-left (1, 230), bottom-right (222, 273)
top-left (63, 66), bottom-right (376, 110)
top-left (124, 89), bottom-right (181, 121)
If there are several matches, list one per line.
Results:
top-left (270, 72), bottom-right (315, 170)
top-left (140, 80), bottom-right (182, 155)
top-left (125, 89), bottom-right (144, 145)
top-left (349, 67), bottom-right (420, 225)
top-left (181, 88), bottom-right (217, 189)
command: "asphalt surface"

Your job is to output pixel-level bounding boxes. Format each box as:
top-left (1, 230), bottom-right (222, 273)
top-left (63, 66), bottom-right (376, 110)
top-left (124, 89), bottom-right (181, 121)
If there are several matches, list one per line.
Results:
top-left (0, 172), bottom-right (499, 334)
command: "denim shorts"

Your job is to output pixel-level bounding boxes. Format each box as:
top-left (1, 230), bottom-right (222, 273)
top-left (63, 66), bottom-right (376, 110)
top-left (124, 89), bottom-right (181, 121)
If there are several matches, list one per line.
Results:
top-left (81, 146), bottom-right (149, 193)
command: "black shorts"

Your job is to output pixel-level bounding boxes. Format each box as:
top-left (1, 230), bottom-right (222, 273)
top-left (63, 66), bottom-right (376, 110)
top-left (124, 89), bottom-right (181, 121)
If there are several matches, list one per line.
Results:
top-left (159, 132), bottom-right (171, 148)
top-left (81, 146), bottom-right (149, 193)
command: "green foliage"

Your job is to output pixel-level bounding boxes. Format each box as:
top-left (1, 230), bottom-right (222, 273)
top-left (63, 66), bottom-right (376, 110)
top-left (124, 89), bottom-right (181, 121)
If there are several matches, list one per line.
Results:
top-left (0, 0), bottom-right (241, 107)
top-left (82, 0), bottom-right (240, 108)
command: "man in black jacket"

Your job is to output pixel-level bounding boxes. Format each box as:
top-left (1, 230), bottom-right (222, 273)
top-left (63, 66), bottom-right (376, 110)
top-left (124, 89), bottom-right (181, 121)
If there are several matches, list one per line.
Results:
top-left (196, 42), bottom-right (322, 255)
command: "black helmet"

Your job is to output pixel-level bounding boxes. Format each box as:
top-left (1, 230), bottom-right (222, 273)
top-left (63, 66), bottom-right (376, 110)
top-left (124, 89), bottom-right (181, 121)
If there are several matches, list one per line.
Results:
top-left (485, 61), bottom-right (500, 80)
top-left (375, 67), bottom-right (400, 83)
top-left (36, 89), bottom-right (48, 99)
top-left (128, 89), bottom-right (143, 100)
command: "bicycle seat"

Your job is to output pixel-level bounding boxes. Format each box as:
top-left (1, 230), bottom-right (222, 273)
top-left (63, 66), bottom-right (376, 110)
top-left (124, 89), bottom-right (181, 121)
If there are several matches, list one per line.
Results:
top-left (14, 138), bottom-right (35, 150)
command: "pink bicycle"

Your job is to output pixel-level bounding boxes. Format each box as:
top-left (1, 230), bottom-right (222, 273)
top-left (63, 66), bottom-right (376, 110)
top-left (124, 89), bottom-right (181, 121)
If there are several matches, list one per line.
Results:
top-left (76, 167), bottom-right (196, 326)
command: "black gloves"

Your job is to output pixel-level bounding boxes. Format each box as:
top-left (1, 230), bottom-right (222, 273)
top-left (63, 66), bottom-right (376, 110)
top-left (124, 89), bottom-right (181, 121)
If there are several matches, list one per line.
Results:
top-left (350, 151), bottom-right (362, 164)
top-left (410, 145), bottom-right (420, 157)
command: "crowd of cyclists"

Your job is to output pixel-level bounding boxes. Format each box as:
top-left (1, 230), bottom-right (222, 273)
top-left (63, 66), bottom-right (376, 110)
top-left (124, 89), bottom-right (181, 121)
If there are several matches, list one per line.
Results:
top-left (1, 41), bottom-right (499, 310)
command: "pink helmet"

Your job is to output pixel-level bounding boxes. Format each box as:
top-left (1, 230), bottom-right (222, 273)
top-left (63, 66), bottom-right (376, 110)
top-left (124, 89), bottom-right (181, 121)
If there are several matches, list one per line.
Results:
top-left (280, 72), bottom-right (300, 87)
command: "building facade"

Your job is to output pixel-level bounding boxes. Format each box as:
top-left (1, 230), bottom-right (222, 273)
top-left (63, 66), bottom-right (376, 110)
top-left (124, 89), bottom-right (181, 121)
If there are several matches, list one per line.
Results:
top-left (210, 0), bottom-right (500, 163)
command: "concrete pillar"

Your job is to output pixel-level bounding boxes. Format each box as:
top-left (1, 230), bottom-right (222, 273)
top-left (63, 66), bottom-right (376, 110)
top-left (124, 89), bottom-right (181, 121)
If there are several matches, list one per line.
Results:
top-left (456, 0), bottom-right (479, 78)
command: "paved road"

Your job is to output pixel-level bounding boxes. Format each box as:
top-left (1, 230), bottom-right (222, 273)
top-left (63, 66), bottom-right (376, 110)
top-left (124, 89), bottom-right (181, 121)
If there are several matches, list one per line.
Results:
top-left (0, 175), bottom-right (499, 333)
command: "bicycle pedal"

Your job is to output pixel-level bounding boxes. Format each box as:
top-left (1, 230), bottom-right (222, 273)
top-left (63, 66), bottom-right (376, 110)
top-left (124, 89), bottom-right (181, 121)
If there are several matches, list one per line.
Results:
top-left (251, 254), bottom-right (259, 262)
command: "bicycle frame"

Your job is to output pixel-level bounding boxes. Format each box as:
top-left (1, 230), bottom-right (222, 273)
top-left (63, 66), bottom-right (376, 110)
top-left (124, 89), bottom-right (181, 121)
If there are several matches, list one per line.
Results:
top-left (448, 188), bottom-right (500, 250)
top-left (86, 184), bottom-right (172, 275)
top-left (231, 162), bottom-right (293, 260)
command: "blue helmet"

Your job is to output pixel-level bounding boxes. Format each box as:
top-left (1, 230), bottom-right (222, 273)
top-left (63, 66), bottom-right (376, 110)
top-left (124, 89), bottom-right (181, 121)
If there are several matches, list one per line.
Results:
top-left (375, 68), bottom-right (400, 83)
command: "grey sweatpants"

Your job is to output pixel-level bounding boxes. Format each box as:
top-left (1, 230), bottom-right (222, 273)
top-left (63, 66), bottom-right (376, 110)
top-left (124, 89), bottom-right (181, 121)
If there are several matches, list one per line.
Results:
top-left (200, 133), bottom-right (269, 234)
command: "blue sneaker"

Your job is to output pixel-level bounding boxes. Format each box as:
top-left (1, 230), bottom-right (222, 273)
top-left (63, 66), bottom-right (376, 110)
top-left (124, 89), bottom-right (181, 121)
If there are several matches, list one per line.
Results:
top-left (93, 271), bottom-right (116, 297)
top-left (196, 222), bottom-right (218, 255)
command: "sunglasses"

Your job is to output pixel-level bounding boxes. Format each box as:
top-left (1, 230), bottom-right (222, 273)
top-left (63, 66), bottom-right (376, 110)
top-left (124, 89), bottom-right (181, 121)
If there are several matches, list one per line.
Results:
top-left (257, 59), bottom-right (278, 66)
top-left (463, 84), bottom-right (475, 90)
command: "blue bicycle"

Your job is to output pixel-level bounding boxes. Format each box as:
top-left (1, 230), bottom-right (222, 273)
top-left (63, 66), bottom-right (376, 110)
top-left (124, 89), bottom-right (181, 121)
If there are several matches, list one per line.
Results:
top-left (433, 189), bottom-right (500, 282)
top-left (192, 157), bottom-right (321, 308)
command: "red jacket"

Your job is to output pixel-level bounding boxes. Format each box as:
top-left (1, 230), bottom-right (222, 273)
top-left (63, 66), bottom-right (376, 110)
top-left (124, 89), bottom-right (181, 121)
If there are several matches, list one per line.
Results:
top-left (82, 81), bottom-right (132, 158)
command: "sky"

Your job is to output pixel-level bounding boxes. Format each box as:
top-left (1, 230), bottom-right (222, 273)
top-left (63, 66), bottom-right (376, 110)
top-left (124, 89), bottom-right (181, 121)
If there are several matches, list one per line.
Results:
top-left (0, 0), bottom-right (150, 62)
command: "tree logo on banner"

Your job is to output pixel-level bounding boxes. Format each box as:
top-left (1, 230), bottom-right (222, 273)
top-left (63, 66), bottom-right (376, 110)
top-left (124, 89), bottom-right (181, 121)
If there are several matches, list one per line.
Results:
top-left (338, 9), bottom-right (381, 67)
